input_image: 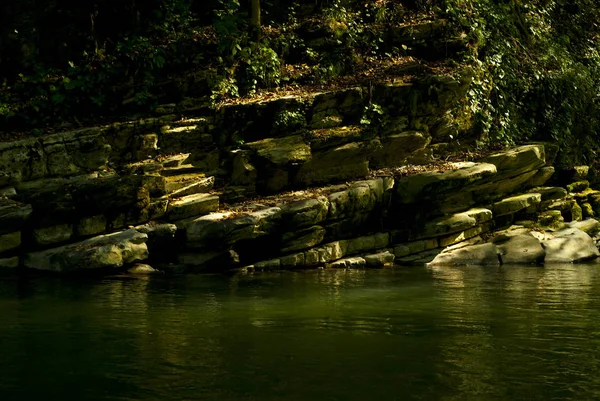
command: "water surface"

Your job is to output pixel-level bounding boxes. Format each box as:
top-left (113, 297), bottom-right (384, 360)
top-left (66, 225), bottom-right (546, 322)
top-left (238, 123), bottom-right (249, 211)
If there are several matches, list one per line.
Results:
top-left (2, 265), bottom-right (600, 400)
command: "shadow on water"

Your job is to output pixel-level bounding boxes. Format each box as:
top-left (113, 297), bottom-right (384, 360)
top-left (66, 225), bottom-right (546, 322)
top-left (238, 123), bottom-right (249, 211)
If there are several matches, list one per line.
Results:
top-left (1, 265), bottom-right (600, 400)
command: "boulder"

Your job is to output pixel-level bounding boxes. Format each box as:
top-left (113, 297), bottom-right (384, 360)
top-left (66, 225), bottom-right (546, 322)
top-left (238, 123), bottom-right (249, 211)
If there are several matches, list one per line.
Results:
top-left (428, 243), bottom-right (500, 266)
top-left (567, 219), bottom-right (600, 235)
top-left (566, 181), bottom-right (589, 193)
top-left (24, 229), bottom-right (148, 273)
top-left (127, 263), bottom-right (161, 275)
top-left (532, 187), bottom-right (567, 201)
top-left (542, 228), bottom-right (600, 263)
top-left (496, 234), bottom-right (545, 265)
top-left (364, 251), bottom-right (395, 268)
top-left (537, 210), bottom-right (564, 230)
top-left (281, 252), bottom-right (306, 269)
top-left (481, 145), bottom-right (546, 179)
top-left (530, 167), bottom-right (555, 187)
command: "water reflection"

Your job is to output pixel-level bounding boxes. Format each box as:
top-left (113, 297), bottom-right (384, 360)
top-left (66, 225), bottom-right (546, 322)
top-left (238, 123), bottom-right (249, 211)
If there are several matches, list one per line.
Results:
top-left (1, 266), bottom-right (600, 400)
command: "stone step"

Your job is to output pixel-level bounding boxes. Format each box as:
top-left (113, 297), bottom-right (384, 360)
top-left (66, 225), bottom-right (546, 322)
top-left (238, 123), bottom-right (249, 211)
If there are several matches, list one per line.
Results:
top-left (160, 164), bottom-right (205, 177)
top-left (160, 153), bottom-right (191, 168)
top-left (166, 176), bottom-right (214, 197)
top-left (167, 193), bottom-right (219, 221)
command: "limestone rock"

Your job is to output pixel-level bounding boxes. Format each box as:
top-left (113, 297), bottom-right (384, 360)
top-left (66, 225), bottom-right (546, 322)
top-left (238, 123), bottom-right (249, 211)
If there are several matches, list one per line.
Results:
top-left (481, 145), bottom-right (546, 179)
top-left (492, 193), bottom-right (541, 216)
top-left (167, 193), bottom-right (219, 221)
top-left (281, 253), bottom-right (306, 269)
top-left (393, 238), bottom-right (439, 257)
top-left (328, 179), bottom-right (384, 220)
top-left (0, 187), bottom-right (16, 198)
top-left (396, 162), bottom-right (497, 204)
top-left (542, 228), bottom-right (600, 263)
top-left (295, 140), bottom-right (380, 186)
top-left (566, 181), bottom-right (589, 193)
top-left (419, 208), bottom-right (492, 238)
top-left (0, 256), bottom-right (19, 269)
top-left (428, 243), bottom-right (500, 266)
top-left (496, 234), bottom-right (545, 265)
top-left (281, 225), bottom-right (326, 253)
top-left (281, 196), bottom-right (329, 229)
top-left (0, 199), bottom-right (32, 235)
top-left (178, 250), bottom-right (239, 272)
top-left (230, 150), bottom-right (257, 187)
top-left (252, 258), bottom-right (282, 271)
top-left (370, 131), bottom-right (431, 169)
top-left (330, 257), bottom-right (366, 269)
top-left (530, 167), bottom-right (555, 187)
top-left (246, 135), bottom-right (311, 166)
top-left (0, 232), bottom-right (21, 254)
top-left (364, 251), bottom-right (395, 268)
top-left (472, 170), bottom-right (539, 201)
top-left (537, 210), bottom-right (564, 230)
top-left (127, 263), bottom-right (161, 275)
top-left (33, 224), bottom-right (72, 246)
top-left (76, 215), bottom-right (107, 237)
top-left (581, 202), bottom-right (594, 218)
top-left (24, 229), bottom-right (148, 273)
top-left (438, 223), bottom-right (493, 247)
top-left (186, 208), bottom-right (282, 248)
top-left (532, 187), bottom-right (567, 201)
top-left (344, 233), bottom-right (390, 256)
top-left (567, 219), bottom-right (600, 235)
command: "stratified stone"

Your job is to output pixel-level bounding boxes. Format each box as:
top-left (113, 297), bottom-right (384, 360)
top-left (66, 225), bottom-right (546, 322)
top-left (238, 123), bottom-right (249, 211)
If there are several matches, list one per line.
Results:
top-left (370, 131), bottom-right (431, 169)
top-left (542, 228), bottom-right (600, 263)
top-left (33, 224), bottom-right (72, 246)
top-left (76, 215), bottom-right (107, 237)
top-left (24, 229), bottom-right (148, 273)
top-left (281, 252), bottom-right (306, 269)
top-left (418, 208), bottom-right (492, 239)
top-left (396, 162), bottom-right (497, 204)
top-left (438, 223), bottom-right (493, 247)
top-left (328, 179), bottom-right (385, 220)
top-left (281, 226), bottom-right (326, 253)
top-left (186, 208), bottom-right (282, 248)
top-left (0, 232), bottom-right (20, 254)
top-left (537, 210), bottom-right (564, 230)
top-left (281, 196), bottom-right (329, 229)
top-left (364, 251), bottom-right (395, 268)
top-left (167, 193), bottom-right (219, 221)
top-left (0, 199), bottom-right (32, 235)
top-left (295, 140), bottom-right (380, 186)
top-left (0, 256), bottom-right (19, 269)
top-left (532, 187), bottom-right (567, 201)
top-left (529, 167), bottom-right (555, 187)
top-left (344, 233), bottom-right (390, 256)
top-left (566, 181), bottom-right (589, 193)
top-left (428, 243), bottom-right (500, 266)
top-left (330, 257), bottom-right (366, 269)
top-left (581, 202), bottom-right (594, 218)
top-left (492, 193), bottom-right (541, 216)
top-left (481, 145), bottom-right (546, 179)
top-left (496, 234), bottom-right (545, 265)
top-left (246, 135), bottom-right (311, 165)
top-left (253, 258), bottom-right (281, 271)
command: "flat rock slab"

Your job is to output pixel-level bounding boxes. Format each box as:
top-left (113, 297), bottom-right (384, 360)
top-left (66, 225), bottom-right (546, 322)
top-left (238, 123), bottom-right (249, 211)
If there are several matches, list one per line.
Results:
top-left (481, 145), bottom-right (546, 179)
top-left (246, 135), bottom-right (311, 166)
top-left (167, 193), bottom-right (219, 221)
top-left (418, 208), bottom-right (492, 238)
top-left (542, 228), bottom-right (600, 263)
top-left (0, 199), bottom-right (32, 235)
top-left (532, 187), bottom-right (568, 201)
top-left (396, 162), bottom-right (497, 204)
top-left (24, 229), bottom-right (148, 273)
top-left (428, 243), bottom-right (500, 266)
top-left (493, 193), bottom-right (541, 216)
top-left (281, 196), bottom-right (329, 229)
top-left (330, 256), bottom-right (366, 269)
top-left (567, 219), bottom-right (600, 235)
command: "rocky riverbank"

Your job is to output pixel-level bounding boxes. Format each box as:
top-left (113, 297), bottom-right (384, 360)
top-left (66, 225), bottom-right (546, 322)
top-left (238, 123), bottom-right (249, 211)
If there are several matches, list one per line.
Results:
top-left (1, 76), bottom-right (600, 274)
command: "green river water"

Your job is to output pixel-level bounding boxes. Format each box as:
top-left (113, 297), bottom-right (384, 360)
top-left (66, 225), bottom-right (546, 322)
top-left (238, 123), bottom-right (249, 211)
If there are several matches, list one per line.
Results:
top-left (2, 265), bottom-right (600, 401)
